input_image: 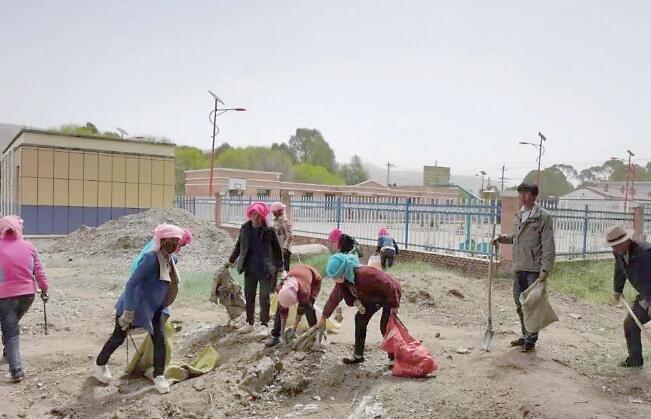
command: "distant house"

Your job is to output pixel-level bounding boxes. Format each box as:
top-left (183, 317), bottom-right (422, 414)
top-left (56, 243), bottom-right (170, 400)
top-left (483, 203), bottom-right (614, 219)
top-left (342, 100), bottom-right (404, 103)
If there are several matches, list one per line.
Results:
top-left (559, 181), bottom-right (651, 210)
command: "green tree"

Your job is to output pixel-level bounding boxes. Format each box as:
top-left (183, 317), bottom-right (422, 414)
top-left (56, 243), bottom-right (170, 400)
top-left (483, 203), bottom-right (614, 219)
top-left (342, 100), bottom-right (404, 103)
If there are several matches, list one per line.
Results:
top-left (523, 166), bottom-right (574, 198)
top-left (291, 163), bottom-right (345, 185)
top-left (338, 155), bottom-right (369, 185)
top-left (215, 146), bottom-right (293, 178)
top-left (175, 146), bottom-right (210, 194)
top-left (288, 128), bottom-right (337, 172)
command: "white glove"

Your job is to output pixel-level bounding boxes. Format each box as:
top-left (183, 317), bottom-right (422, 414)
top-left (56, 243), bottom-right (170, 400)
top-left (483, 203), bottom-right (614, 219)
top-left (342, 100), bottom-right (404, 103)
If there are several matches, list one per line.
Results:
top-left (118, 310), bottom-right (134, 331)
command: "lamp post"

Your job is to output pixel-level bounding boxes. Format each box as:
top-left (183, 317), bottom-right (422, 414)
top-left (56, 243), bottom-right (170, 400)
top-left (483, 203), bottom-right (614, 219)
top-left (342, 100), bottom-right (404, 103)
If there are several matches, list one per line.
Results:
top-left (611, 149), bottom-right (636, 211)
top-left (208, 91), bottom-right (246, 198)
top-left (519, 131), bottom-right (546, 193)
top-left (476, 170), bottom-right (487, 193)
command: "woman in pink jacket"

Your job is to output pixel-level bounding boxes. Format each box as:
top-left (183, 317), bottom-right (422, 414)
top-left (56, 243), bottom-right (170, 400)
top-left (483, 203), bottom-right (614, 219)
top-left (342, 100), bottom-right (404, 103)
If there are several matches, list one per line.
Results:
top-left (0, 215), bottom-right (49, 383)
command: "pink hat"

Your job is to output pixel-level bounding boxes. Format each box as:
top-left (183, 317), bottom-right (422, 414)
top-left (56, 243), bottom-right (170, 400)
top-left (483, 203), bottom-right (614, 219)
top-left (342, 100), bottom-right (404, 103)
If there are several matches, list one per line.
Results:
top-left (278, 276), bottom-right (299, 308)
top-left (270, 202), bottom-right (286, 212)
top-left (0, 215), bottom-right (23, 240)
top-left (378, 227), bottom-right (389, 237)
top-left (152, 224), bottom-right (184, 252)
top-left (180, 228), bottom-right (193, 246)
top-left (246, 201), bottom-right (271, 223)
top-left (328, 228), bottom-right (343, 244)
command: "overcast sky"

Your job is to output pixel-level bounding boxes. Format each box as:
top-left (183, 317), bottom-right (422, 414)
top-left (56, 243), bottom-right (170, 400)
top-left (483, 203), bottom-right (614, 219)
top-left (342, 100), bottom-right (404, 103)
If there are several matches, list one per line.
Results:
top-left (2, 1), bottom-right (650, 184)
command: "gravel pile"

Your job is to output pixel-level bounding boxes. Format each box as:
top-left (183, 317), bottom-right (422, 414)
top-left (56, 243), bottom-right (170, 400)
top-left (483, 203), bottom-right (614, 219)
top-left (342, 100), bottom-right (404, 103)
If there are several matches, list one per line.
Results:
top-left (52, 208), bottom-right (233, 272)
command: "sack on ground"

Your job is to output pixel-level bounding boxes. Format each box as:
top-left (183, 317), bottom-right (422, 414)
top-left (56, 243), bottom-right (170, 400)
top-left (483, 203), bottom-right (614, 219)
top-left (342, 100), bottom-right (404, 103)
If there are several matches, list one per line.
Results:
top-left (381, 314), bottom-right (437, 378)
top-left (519, 278), bottom-right (558, 333)
top-left (367, 254), bottom-right (382, 270)
top-left (211, 267), bottom-right (246, 320)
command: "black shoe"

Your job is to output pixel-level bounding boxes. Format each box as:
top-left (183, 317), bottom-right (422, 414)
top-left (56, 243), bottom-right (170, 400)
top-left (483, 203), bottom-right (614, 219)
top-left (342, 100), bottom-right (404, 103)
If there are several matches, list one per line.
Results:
top-left (342, 355), bottom-right (365, 365)
top-left (265, 336), bottom-right (281, 348)
top-left (521, 342), bottom-right (535, 353)
top-left (619, 358), bottom-right (643, 368)
top-left (510, 337), bottom-right (525, 347)
top-left (9, 369), bottom-right (24, 383)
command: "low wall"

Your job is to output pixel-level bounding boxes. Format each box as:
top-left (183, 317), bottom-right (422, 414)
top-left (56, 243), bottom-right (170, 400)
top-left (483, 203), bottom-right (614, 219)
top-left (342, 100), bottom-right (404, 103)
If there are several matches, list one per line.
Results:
top-left (219, 225), bottom-right (493, 277)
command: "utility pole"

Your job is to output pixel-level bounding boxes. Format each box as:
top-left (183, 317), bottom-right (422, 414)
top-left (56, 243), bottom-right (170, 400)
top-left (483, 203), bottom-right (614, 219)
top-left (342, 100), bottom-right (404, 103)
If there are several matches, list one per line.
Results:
top-left (624, 149), bottom-right (635, 211)
top-left (386, 162), bottom-right (394, 187)
top-left (500, 164), bottom-right (506, 192)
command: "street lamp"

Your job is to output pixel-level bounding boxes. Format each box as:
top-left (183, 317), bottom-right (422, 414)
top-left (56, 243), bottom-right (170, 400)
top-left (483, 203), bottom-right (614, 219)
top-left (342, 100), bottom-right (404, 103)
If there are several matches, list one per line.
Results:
top-left (208, 91), bottom-right (246, 197)
top-left (476, 170), bottom-right (487, 193)
top-left (519, 131), bottom-right (546, 194)
top-left (116, 127), bottom-right (129, 139)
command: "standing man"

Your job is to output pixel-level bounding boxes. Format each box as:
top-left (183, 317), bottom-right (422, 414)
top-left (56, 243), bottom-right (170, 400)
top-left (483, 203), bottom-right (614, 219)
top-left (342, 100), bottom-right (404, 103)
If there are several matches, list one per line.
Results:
top-left (606, 226), bottom-right (651, 368)
top-left (495, 183), bottom-right (555, 352)
top-left (226, 202), bottom-right (283, 337)
top-left (271, 202), bottom-right (294, 271)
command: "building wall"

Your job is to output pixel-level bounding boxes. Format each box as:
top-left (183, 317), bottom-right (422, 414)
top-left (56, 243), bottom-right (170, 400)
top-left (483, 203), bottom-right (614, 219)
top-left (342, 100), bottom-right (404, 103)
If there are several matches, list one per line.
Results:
top-left (2, 130), bottom-right (176, 235)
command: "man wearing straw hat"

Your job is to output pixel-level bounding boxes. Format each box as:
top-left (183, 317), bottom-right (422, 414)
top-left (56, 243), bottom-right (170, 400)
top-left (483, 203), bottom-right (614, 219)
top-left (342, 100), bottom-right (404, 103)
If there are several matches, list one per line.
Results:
top-left (606, 225), bottom-right (651, 368)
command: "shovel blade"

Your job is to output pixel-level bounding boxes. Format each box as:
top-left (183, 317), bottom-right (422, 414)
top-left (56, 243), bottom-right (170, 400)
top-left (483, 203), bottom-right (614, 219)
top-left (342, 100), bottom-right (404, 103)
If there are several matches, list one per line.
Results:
top-left (481, 328), bottom-right (494, 351)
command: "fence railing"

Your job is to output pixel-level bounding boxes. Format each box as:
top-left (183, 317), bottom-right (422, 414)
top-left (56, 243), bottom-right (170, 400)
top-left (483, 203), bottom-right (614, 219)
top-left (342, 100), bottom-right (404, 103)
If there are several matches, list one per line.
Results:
top-left (178, 195), bottom-right (644, 261)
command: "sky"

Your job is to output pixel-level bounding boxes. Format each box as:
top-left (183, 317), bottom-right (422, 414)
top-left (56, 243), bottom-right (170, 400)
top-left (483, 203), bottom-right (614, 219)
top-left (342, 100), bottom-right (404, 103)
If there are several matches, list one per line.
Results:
top-left (1, 1), bottom-right (650, 185)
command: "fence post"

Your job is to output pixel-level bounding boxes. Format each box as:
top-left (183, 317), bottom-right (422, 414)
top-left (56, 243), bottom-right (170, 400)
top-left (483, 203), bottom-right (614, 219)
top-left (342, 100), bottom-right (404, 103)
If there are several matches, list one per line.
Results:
top-left (214, 193), bottom-right (222, 226)
top-left (498, 194), bottom-right (518, 273)
top-left (633, 205), bottom-right (645, 241)
top-left (192, 196), bottom-right (196, 215)
top-left (465, 199), bottom-right (472, 255)
top-left (404, 198), bottom-right (411, 249)
top-left (336, 197), bottom-right (342, 229)
top-left (581, 204), bottom-right (589, 258)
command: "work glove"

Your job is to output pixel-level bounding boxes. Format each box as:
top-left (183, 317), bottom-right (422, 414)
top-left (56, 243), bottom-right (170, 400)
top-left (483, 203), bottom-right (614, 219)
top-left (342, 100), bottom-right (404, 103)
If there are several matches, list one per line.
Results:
top-left (40, 290), bottom-right (49, 303)
top-left (224, 261), bottom-right (232, 269)
top-left (353, 299), bottom-right (366, 315)
top-left (118, 310), bottom-right (134, 331)
top-left (390, 307), bottom-right (399, 315)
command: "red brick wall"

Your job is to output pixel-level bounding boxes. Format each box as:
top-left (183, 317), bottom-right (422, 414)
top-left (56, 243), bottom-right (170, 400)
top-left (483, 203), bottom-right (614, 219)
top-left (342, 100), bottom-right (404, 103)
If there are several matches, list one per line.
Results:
top-left (220, 225), bottom-right (492, 277)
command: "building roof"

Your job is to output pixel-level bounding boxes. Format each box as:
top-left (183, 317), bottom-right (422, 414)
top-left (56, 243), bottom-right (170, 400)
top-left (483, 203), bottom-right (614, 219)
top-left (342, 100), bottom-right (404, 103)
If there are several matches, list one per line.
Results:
top-left (561, 184), bottom-right (651, 202)
top-left (354, 180), bottom-right (387, 189)
top-left (0, 123), bottom-right (27, 153)
top-left (3, 128), bottom-right (176, 154)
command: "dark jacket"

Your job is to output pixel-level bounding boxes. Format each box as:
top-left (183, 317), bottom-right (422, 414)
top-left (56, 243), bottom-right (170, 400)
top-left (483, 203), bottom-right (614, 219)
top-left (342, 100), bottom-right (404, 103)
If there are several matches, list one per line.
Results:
top-left (228, 220), bottom-right (283, 276)
top-left (322, 266), bottom-right (401, 318)
top-left (376, 235), bottom-right (399, 254)
top-left (614, 240), bottom-right (651, 297)
top-left (340, 234), bottom-right (363, 257)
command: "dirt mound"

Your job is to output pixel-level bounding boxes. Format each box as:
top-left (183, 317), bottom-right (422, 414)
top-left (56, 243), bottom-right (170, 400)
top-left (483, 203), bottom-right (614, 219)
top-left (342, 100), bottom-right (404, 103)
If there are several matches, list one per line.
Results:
top-left (51, 208), bottom-right (233, 271)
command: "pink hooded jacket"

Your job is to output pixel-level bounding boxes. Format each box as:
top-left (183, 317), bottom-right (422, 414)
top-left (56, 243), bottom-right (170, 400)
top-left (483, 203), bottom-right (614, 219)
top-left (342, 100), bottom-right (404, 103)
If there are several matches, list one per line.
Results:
top-left (0, 237), bottom-right (49, 299)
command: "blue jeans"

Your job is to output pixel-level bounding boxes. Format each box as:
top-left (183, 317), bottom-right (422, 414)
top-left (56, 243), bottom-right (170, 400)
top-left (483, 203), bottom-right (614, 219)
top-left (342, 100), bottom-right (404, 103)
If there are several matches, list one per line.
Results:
top-left (513, 271), bottom-right (539, 344)
top-left (0, 294), bottom-right (35, 374)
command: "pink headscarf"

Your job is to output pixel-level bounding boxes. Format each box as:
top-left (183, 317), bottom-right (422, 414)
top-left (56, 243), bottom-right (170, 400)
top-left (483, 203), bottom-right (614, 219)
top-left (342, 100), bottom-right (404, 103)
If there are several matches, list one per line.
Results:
top-left (270, 202), bottom-right (286, 213)
top-left (180, 228), bottom-right (193, 246)
top-left (278, 276), bottom-right (299, 308)
top-left (246, 201), bottom-right (271, 224)
top-left (0, 215), bottom-right (23, 240)
top-left (152, 224), bottom-right (184, 252)
top-left (328, 228), bottom-right (343, 244)
top-left (378, 227), bottom-right (389, 237)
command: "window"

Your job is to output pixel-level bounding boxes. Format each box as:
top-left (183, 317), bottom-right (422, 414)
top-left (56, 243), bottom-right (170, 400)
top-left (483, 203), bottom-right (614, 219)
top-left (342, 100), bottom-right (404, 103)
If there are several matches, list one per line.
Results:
top-left (257, 189), bottom-right (270, 199)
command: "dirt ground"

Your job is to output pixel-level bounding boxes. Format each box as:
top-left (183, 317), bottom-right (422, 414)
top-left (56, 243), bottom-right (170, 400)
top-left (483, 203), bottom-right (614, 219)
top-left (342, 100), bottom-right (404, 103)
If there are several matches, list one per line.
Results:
top-left (1, 238), bottom-right (651, 418)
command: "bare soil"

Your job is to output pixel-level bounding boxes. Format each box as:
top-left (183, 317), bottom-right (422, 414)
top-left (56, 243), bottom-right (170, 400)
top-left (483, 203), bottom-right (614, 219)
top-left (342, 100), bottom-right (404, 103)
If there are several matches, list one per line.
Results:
top-left (2, 238), bottom-right (651, 418)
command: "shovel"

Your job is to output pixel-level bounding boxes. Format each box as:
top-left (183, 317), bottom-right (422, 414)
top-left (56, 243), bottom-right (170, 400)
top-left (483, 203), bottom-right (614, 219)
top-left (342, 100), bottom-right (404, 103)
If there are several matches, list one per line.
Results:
top-left (620, 298), bottom-right (651, 344)
top-left (481, 223), bottom-right (497, 351)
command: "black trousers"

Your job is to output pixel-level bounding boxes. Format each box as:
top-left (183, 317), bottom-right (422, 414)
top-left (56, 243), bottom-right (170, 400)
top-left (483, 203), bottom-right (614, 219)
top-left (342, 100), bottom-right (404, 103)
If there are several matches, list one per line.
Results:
top-left (513, 271), bottom-right (539, 344)
top-left (96, 311), bottom-right (166, 376)
top-left (354, 302), bottom-right (391, 358)
top-left (380, 249), bottom-right (396, 269)
top-left (271, 299), bottom-right (317, 338)
top-left (244, 272), bottom-right (273, 326)
top-left (282, 249), bottom-right (292, 272)
top-left (624, 296), bottom-right (651, 365)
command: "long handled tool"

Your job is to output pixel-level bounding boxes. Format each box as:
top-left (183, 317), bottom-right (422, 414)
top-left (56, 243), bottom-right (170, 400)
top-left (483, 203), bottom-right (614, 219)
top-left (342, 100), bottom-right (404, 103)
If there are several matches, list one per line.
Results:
top-left (43, 299), bottom-right (48, 336)
top-left (481, 223), bottom-right (497, 351)
top-left (620, 298), bottom-right (651, 344)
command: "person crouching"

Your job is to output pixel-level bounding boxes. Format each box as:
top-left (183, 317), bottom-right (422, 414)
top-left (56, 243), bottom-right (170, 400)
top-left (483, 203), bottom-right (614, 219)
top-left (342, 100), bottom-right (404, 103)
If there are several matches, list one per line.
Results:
top-left (92, 224), bottom-right (184, 394)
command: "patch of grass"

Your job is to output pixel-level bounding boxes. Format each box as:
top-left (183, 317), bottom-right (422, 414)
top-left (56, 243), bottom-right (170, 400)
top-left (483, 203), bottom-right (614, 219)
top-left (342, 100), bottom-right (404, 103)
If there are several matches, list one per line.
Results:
top-left (179, 271), bottom-right (214, 304)
top-left (387, 261), bottom-right (439, 275)
top-left (548, 259), bottom-right (636, 304)
top-left (295, 253), bottom-right (330, 275)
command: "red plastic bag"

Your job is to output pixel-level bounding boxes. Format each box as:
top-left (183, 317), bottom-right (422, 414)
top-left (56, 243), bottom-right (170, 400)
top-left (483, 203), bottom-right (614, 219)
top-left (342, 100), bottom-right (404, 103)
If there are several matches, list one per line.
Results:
top-left (381, 314), bottom-right (437, 378)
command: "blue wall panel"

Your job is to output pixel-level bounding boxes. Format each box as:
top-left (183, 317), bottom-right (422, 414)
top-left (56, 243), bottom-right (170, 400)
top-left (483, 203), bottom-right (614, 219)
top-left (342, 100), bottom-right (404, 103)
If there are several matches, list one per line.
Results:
top-left (52, 207), bottom-right (69, 234)
top-left (98, 208), bottom-right (112, 226)
top-left (111, 208), bottom-right (125, 220)
top-left (37, 206), bottom-right (54, 234)
top-left (21, 206), bottom-right (38, 235)
top-left (83, 207), bottom-right (98, 228)
top-left (69, 207), bottom-right (84, 232)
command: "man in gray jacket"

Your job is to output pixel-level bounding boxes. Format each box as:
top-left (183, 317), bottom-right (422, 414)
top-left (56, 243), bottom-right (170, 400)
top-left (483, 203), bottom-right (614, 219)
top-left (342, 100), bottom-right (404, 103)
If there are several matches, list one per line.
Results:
top-left (607, 225), bottom-right (651, 368)
top-left (495, 183), bottom-right (556, 352)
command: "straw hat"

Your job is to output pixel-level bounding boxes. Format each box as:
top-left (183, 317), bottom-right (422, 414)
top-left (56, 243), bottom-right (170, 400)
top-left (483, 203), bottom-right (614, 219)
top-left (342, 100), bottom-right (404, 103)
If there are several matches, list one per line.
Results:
top-left (605, 226), bottom-right (633, 247)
